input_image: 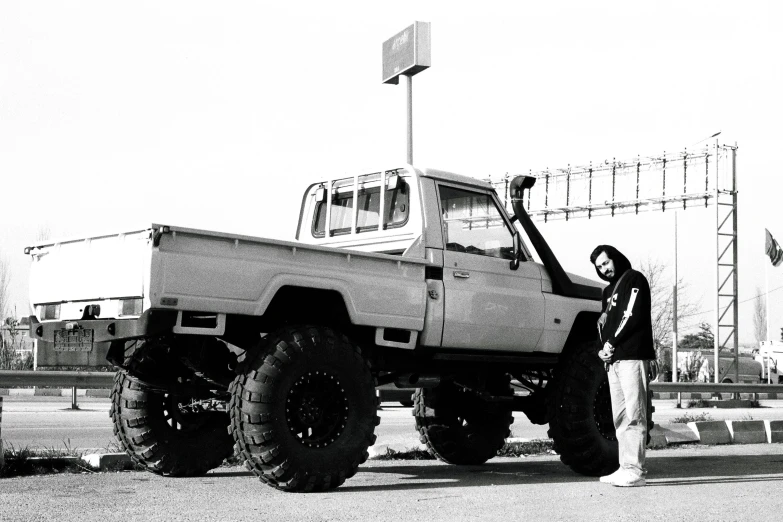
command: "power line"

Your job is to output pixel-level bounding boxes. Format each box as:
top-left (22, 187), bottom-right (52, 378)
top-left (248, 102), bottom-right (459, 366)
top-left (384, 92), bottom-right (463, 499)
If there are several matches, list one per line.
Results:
top-left (679, 283), bottom-right (783, 319)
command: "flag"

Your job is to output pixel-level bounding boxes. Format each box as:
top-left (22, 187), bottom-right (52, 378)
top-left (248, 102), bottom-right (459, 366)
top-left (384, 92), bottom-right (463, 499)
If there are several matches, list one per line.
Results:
top-left (765, 229), bottom-right (783, 267)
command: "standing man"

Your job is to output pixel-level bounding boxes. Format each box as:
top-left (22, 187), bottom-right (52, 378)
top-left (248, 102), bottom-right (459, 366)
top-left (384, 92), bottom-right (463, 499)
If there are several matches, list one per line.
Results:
top-left (590, 245), bottom-right (655, 487)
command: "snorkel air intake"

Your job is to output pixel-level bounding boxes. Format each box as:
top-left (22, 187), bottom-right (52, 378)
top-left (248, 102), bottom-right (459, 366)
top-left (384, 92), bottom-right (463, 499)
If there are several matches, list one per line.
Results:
top-left (509, 175), bottom-right (601, 301)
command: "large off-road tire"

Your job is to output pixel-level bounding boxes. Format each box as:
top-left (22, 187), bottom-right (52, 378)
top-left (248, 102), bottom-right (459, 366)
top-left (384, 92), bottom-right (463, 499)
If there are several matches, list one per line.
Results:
top-left (547, 342), bottom-right (655, 477)
top-left (229, 326), bottom-right (379, 492)
top-left (110, 371), bottom-right (234, 476)
top-left (413, 375), bottom-right (513, 465)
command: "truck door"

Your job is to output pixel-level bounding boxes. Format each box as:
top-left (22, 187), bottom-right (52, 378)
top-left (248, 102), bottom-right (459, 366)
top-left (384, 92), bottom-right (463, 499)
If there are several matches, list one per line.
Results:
top-left (437, 183), bottom-right (545, 351)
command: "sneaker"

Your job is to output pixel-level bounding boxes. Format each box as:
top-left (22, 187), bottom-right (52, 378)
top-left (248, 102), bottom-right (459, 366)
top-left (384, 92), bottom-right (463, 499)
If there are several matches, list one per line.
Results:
top-left (612, 470), bottom-right (646, 487)
top-left (599, 469), bottom-right (623, 484)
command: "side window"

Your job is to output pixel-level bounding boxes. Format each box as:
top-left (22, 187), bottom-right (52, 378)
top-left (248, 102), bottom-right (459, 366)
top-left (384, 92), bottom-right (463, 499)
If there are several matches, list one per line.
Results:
top-left (439, 185), bottom-right (517, 260)
top-left (312, 173), bottom-right (409, 237)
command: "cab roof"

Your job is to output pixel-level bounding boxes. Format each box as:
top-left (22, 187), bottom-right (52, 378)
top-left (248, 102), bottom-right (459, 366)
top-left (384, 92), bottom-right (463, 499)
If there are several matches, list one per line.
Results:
top-left (416, 167), bottom-right (493, 190)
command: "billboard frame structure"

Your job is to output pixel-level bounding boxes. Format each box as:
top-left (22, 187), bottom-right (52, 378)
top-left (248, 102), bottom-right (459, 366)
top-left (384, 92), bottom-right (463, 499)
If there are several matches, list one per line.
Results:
top-left (491, 142), bottom-right (740, 385)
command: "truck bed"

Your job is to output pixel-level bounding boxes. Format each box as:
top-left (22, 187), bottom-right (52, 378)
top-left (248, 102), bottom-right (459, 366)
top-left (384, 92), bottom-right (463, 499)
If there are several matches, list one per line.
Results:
top-left (28, 224), bottom-right (429, 332)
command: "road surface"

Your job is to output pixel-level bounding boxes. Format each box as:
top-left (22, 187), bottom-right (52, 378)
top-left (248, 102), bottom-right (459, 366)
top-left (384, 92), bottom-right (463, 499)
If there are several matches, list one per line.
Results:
top-left (3, 397), bottom-right (783, 452)
top-left (1, 444), bottom-right (782, 521)
top-left (0, 398), bottom-right (551, 452)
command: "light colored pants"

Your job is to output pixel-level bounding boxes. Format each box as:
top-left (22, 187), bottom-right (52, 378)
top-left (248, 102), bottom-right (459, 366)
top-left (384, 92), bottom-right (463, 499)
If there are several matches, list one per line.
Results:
top-left (607, 360), bottom-right (650, 477)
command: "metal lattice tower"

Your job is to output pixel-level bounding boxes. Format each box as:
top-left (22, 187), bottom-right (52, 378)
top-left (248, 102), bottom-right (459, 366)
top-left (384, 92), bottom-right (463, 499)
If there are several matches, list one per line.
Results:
top-left (714, 145), bottom-right (739, 383)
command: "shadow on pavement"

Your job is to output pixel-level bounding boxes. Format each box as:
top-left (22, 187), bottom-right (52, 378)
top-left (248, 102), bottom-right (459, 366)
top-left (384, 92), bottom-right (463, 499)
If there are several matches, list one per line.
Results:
top-left (338, 453), bottom-right (783, 492)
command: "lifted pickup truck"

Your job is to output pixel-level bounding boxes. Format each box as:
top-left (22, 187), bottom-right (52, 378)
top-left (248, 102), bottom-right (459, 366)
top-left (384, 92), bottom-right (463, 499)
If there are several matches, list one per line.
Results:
top-left (28, 166), bottom-right (625, 492)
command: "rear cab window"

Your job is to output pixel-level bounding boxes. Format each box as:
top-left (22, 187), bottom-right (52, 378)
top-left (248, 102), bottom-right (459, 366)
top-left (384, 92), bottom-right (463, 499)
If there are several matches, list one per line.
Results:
top-left (312, 171), bottom-right (410, 238)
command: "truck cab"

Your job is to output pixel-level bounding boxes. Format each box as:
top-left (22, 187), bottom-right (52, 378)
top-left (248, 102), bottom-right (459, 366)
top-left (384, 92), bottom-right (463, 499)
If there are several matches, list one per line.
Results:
top-left (295, 166), bottom-right (602, 353)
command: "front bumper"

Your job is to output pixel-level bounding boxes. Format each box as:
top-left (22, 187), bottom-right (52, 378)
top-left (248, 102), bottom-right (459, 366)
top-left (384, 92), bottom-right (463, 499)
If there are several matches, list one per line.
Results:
top-left (28, 309), bottom-right (178, 345)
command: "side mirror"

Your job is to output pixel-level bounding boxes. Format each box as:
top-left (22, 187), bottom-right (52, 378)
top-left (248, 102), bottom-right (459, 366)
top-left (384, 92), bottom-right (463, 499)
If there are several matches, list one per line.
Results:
top-left (315, 186), bottom-right (326, 203)
top-left (510, 231), bottom-right (520, 271)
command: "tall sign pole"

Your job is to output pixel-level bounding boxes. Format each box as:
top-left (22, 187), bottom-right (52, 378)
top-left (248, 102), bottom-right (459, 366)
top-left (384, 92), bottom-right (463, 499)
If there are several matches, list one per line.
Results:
top-left (382, 22), bottom-right (431, 165)
top-left (407, 75), bottom-right (413, 164)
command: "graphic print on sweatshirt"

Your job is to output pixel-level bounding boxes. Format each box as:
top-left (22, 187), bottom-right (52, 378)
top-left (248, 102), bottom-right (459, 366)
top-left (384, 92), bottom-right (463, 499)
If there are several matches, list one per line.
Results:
top-left (614, 287), bottom-right (639, 336)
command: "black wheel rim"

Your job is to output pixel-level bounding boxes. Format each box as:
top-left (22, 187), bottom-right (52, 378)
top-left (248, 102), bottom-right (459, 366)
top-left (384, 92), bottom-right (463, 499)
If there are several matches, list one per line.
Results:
top-left (593, 378), bottom-right (617, 441)
top-left (286, 370), bottom-right (349, 448)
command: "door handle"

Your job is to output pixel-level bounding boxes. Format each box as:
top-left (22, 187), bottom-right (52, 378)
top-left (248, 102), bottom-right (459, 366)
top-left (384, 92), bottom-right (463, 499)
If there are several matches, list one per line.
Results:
top-left (453, 271), bottom-right (470, 279)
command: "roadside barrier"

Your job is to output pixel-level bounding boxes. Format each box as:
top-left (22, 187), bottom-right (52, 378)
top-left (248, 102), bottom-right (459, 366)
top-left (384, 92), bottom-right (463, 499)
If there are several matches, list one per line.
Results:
top-left (0, 371), bottom-right (115, 410)
top-left (768, 420), bottom-right (783, 442)
top-left (0, 370), bottom-right (114, 388)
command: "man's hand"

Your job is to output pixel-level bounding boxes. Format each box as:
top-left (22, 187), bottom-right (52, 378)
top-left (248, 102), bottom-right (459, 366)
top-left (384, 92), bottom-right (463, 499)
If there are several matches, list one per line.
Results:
top-left (596, 312), bottom-right (607, 340)
top-left (597, 312), bottom-right (607, 329)
top-left (598, 341), bottom-right (614, 363)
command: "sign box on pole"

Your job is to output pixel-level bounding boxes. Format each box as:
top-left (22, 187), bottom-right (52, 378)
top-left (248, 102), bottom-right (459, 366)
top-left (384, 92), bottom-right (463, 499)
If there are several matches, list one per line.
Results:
top-left (382, 21), bottom-right (431, 84)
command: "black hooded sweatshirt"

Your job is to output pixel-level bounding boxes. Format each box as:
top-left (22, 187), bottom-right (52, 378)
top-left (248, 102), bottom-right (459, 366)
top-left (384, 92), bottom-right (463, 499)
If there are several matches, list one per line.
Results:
top-left (594, 246), bottom-right (655, 361)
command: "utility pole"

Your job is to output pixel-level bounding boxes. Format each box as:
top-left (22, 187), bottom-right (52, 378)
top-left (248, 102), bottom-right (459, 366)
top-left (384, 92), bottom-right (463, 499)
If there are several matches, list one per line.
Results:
top-left (673, 210), bottom-right (681, 407)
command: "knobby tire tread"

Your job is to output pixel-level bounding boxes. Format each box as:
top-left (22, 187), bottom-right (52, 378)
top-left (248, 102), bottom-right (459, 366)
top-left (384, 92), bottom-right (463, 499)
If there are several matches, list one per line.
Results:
top-left (413, 375), bottom-right (514, 465)
top-left (109, 371), bottom-right (233, 477)
top-left (229, 325), bottom-right (379, 492)
top-left (547, 342), bottom-right (655, 477)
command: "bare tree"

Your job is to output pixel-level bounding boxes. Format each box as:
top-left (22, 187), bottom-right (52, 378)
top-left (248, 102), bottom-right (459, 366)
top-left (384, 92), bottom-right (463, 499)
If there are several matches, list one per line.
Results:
top-left (637, 258), bottom-right (698, 377)
top-left (753, 286), bottom-right (767, 344)
top-left (0, 251), bottom-right (9, 320)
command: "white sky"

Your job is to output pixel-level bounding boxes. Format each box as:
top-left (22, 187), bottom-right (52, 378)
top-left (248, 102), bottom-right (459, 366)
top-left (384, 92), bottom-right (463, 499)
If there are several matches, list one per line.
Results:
top-left (1, 1), bottom-right (782, 343)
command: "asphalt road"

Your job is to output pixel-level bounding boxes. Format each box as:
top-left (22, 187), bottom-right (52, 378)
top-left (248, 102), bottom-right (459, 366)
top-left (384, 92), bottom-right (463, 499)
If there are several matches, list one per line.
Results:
top-left (1, 444), bottom-right (783, 522)
top-left (0, 398), bottom-right (552, 452)
top-left (3, 397), bottom-right (783, 453)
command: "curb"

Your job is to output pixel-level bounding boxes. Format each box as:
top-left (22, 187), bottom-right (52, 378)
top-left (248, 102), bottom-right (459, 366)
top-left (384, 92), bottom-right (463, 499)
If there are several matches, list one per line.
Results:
top-left (368, 421), bottom-right (776, 458)
top-left (727, 420), bottom-right (767, 444)
top-left (685, 419), bottom-right (779, 444)
top-left (651, 423), bottom-right (699, 445)
top-left (8, 389), bottom-right (35, 396)
top-left (766, 420), bottom-right (783, 443)
top-left (653, 392), bottom-right (778, 400)
top-left (686, 421), bottom-right (732, 444)
top-left (85, 389), bottom-right (111, 398)
top-left (81, 452), bottom-right (133, 469)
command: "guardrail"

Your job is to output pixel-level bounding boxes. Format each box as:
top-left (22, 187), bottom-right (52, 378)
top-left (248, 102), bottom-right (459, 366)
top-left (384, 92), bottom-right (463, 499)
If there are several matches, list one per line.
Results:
top-left (651, 383), bottom-right (783, 393)
top-left (0, 371), bottom-right (115, 409)
top-left (0, 370), bottom-right (115, 388)
top-left (3, 370), bottom-right (783, 396)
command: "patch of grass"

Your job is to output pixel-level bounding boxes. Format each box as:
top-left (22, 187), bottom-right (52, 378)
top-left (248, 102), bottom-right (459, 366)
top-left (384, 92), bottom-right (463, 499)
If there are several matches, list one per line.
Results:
top-left (1, 441), bottom-right (144, 478)
top-left (371, 447), bottom-right (435, 461)
top-left (1, 444), bottom-right (89, 478)
top-left (671, 412), bottom-right (713, 424)
top-left (497, 439), bottom-right (555, 457)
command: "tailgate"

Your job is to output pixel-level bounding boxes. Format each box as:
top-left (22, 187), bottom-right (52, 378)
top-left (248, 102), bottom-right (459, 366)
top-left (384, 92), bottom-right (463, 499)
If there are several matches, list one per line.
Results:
top-left (28, 229), bottom-right (153, 319)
